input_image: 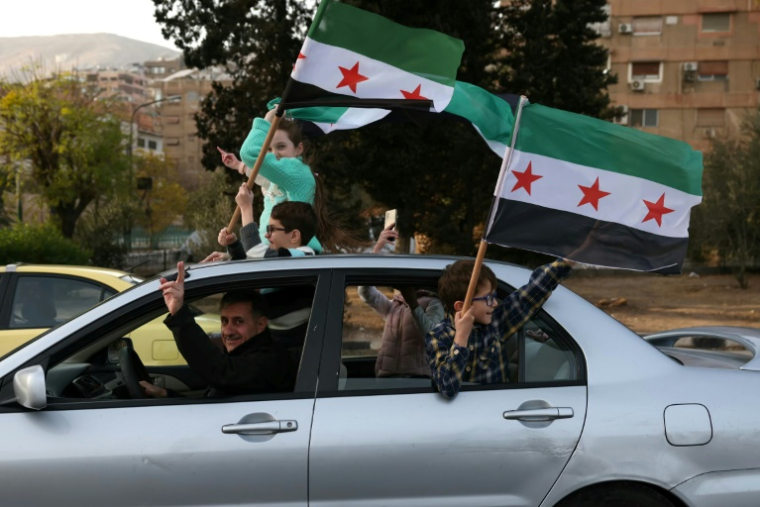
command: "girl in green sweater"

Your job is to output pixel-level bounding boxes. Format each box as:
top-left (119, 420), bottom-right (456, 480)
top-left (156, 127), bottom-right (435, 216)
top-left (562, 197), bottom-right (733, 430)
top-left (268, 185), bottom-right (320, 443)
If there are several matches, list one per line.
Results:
top-left (219, 109), bottom-right (325, 254)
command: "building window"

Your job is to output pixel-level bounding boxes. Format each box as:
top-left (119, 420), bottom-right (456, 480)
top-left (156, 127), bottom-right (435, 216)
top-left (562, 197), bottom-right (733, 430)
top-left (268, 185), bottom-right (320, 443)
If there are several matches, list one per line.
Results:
top-left (165, 138), bottom-right (180, 146)
top-left (701, 13), bottom-right (730, 33)
top-left (632, 16), bottom-right (662, 36)
top-left (164, 115), bottom-right (180, 125)
top-left (698, 61), bottom-right (728, 81)
top-left (137, 138), bottom-right (146, 148)
top-left (630, 109), bottom-right (658, 127)
top-left (148, 140), bottom-right (158, 150)
top-left (631, 62), bottom-right (661, 81)
top-left (186, 91), bottom-right (199, 102)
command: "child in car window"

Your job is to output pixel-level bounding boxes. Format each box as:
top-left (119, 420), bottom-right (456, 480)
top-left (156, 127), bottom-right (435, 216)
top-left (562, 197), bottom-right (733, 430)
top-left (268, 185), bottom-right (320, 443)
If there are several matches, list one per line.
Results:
top-left (426, 258), bottom-right (574, 398)
top-left (358, 224), bottom-right (444, 378)
top-left (219, 186), bottom-right (317, 259)
top-left (216, 108), bottom-right (363, 254)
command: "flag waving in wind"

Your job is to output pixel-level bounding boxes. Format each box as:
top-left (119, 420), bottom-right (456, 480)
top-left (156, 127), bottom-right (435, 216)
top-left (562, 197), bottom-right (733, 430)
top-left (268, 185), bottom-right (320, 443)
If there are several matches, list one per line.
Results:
top-left (485, 101), bottom-right (703, 274)
top-left (274, 81), bottom-right (517, 158)
top-left (280, 0), bottom-right (465, 111)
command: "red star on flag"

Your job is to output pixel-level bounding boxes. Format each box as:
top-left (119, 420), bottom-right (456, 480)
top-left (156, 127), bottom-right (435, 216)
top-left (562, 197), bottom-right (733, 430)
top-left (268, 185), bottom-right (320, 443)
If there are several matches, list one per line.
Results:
top-left (511, 162), bottom-right (543, 195)
top-left (293, 52), bottom-right (307, 70)
top-left (400, 84), bottom-right (428, 100)
top-left (577, 177), bottom-right (611, 211)
top-left (337, 62), bottom-right (369, 94)
top-left (642, 193), bottom-right (675, 227)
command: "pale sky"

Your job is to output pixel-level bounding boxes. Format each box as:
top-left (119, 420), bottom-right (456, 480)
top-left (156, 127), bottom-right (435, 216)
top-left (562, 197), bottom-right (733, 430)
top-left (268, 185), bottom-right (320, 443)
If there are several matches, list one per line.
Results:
top-left (0, 0), bottom-right (176, 49)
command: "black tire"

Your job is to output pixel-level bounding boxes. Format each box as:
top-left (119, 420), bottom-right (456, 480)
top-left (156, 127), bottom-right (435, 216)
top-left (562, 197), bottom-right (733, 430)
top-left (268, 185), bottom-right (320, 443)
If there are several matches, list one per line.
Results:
top-left (557, 483), bottom-right (677, 507)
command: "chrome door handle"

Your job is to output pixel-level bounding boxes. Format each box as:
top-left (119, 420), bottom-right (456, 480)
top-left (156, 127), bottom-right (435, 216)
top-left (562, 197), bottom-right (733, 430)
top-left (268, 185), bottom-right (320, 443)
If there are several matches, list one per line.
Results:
top-left (222, 420), bottom-right (298, 435)
top-left (503, 407), bottom-right (574, 421)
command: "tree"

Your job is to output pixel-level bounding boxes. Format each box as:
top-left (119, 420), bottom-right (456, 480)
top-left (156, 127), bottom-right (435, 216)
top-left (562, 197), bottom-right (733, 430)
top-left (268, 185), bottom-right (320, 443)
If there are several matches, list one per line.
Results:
top-left (496, 0), bottom-right (617, 119)
top-left (695, 112), bottom-right (760, 288)
top-left (152, 0), bottom-right (314, 172)
top-left (133, 153), bottom-right (189, 240)
top-left (153, 0), bottom-right (619, 258)
top-left (0, 72), bottom-right (129, 238)
top-left (312, 0), bottom-right (514, 255)
top-left (0, 160), bottom-right (13, 227)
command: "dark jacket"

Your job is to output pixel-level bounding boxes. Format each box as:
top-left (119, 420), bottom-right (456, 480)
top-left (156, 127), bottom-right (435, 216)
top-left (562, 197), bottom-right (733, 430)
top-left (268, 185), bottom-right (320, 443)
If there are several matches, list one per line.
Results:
top-left (163, 305), bottom-right (296, 396)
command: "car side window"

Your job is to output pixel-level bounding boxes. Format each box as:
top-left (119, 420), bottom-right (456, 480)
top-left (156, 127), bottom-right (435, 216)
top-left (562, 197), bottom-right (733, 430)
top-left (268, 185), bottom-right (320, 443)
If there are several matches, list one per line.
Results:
top-left (10, 276), bottom-right (111, 329)
top-left (332, 277), bottom-right (584, 395)
top-left (519, 315), bottom-right (579, 383)
top-left (338, 281), bottom-right (440, 392)
top-left (41, 279), bottom-right (319, 404)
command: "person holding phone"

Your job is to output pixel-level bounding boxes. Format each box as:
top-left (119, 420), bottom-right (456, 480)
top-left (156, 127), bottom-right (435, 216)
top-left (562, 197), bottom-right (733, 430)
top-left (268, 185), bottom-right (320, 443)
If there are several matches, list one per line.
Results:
top-left (357, 223), bottom-right (445, 378)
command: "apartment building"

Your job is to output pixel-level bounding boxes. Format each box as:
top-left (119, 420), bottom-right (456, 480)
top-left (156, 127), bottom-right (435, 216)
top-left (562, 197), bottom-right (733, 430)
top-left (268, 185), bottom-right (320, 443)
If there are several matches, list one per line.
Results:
top-left (83, 70), bottom-right (150, 104)
top-left (151, 68), bottom-right (232, 190)
top-left (602, 0), bottom-right (760, 150)
top-left (143, 57), bottom-right (185, 79)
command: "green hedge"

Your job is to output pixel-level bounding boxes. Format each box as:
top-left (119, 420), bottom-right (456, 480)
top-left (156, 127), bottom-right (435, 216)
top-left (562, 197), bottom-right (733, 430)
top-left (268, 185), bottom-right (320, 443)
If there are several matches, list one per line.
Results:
top-left (0, 223), bottom-right (90, 265)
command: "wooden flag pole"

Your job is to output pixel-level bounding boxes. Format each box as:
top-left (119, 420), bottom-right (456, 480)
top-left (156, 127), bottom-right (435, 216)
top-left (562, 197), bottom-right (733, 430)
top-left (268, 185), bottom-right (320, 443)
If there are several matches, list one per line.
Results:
top-left (226, 112), bottom-right (283, 232)
top-left (462, 239), bottom-right (489, 314)
top-left (461, 96), bottom-right (528, 314)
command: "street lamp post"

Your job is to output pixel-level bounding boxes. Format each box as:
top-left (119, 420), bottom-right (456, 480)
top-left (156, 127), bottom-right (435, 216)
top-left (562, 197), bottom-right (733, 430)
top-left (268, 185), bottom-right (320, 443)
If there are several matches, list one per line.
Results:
top-left (125, 94), bottom-right (181, 250)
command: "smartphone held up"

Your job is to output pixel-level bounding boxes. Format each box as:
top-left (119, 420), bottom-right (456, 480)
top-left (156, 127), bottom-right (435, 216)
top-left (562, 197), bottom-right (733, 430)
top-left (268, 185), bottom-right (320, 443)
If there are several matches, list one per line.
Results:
top-left (384, 209), bottom-right (397, 242)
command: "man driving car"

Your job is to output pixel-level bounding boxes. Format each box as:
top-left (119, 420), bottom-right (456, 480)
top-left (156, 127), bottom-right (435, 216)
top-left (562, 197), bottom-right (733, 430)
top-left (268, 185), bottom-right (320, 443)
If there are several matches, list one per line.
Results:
top-left (140, 261), bottom-right (296, 397)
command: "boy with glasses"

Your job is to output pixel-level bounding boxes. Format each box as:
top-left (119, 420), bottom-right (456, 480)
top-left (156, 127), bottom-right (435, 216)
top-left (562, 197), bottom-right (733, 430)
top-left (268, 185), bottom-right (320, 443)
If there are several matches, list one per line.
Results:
top-left (426, 258), bottom-right (574, 399)
top-left (219, 185), bottom-right (318, 259)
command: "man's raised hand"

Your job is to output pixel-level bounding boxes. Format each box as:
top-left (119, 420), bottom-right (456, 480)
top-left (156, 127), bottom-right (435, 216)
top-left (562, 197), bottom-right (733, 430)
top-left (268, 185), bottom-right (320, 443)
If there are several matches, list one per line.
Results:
top-left (159, 261), bottom-right (185, 316)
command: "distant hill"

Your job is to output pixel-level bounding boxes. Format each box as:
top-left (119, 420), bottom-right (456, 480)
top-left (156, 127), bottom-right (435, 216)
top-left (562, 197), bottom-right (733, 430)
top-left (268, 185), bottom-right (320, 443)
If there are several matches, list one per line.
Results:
top-left (0, 34), bottom-right (181, 78)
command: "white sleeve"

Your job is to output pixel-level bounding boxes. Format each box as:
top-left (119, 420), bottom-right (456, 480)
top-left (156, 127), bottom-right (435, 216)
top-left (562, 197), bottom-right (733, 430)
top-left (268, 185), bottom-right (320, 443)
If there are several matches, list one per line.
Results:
top-left (357, 286), bottom-right (393, 318)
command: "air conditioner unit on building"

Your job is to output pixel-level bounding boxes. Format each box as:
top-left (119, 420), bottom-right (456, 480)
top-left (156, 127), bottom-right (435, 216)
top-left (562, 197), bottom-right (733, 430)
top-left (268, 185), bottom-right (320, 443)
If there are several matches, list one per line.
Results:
top-left (630, 80), bottom-right (646, 91)
top-left (683, 62), bottom-right (698, 72)
top-left (618, 23), bottom-right (634, 34)
top-left (613, 105), bottom-right (629, 125)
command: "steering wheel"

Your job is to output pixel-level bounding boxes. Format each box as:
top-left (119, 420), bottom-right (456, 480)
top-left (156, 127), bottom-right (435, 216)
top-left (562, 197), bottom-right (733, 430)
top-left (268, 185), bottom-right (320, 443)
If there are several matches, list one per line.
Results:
top-left (117, 342), bottom-right (152, 399)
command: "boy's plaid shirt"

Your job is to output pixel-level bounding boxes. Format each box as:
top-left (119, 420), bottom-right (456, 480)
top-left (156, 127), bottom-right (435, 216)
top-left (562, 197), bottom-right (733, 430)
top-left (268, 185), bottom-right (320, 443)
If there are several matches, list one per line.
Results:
top-left (425, 260), bottom-right (572, 398)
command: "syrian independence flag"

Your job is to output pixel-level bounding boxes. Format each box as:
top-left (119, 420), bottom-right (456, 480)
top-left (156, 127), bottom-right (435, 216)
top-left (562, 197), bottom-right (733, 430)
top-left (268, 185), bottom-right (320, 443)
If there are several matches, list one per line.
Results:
top-left (485, 101), bottom-right (703, 274)
top-left (279, 81), bottom-right (517, 157)
top-left (280, 0), bottom-right (464, 112)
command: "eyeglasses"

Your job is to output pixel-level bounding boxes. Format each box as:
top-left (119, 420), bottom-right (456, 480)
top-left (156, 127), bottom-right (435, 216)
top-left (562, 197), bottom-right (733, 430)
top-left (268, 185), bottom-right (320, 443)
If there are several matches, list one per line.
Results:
top-left (265, 225), bottom-right (288, 234)
top-left (471, 292), bottom-right (498, 307)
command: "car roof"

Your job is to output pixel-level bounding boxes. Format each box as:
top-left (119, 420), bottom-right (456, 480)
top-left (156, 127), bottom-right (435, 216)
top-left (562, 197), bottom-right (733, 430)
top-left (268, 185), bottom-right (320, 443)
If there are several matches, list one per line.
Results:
top-left (160, 253), bottom-right (530, 280)
top-left (0, 264), bottom-right (131, 278)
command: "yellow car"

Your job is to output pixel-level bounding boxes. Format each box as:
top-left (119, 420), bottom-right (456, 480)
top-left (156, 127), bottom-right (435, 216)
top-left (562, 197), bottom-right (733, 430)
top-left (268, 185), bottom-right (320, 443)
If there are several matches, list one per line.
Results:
top-left (0, 264), bottom-right (219, 365)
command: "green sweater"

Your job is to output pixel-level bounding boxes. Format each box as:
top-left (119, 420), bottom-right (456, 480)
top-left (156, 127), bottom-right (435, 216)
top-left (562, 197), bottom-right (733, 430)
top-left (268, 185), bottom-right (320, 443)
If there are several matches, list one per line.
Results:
top-left (240, 118), bottom-right (322, 253)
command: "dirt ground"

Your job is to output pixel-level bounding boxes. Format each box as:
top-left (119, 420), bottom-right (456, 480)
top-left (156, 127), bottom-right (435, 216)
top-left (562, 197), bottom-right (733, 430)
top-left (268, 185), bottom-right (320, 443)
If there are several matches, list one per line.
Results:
top-left (563, 272), bottom-right (760, 334)
top-left (344, 274), bottom-right (760, 340)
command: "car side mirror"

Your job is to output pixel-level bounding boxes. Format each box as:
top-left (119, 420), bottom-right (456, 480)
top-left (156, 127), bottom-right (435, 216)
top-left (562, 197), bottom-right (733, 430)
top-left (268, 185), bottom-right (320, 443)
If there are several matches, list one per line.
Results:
top-left (13, 365), bottom-right (47, 410)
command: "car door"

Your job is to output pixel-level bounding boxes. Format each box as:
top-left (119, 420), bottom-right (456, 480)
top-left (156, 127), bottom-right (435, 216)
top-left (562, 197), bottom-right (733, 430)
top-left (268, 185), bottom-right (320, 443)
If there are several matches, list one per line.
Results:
top-left (0, 267), bottom-right (329, 507)
top-left (308, 270), bottom-right (588, 507)
top-left (0, 272), bottom-right (117, 358)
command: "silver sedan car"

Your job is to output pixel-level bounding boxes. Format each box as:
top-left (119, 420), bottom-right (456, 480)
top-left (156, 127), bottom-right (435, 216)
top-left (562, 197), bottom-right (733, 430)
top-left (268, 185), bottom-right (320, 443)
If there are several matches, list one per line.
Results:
top-left (0, 255), bottom-right (759, 507)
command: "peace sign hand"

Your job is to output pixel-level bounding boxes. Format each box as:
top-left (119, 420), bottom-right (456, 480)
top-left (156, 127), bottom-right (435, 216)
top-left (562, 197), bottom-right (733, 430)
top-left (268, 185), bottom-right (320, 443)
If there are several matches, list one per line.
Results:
top-left (159, 261), bottom-right (186, 316)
